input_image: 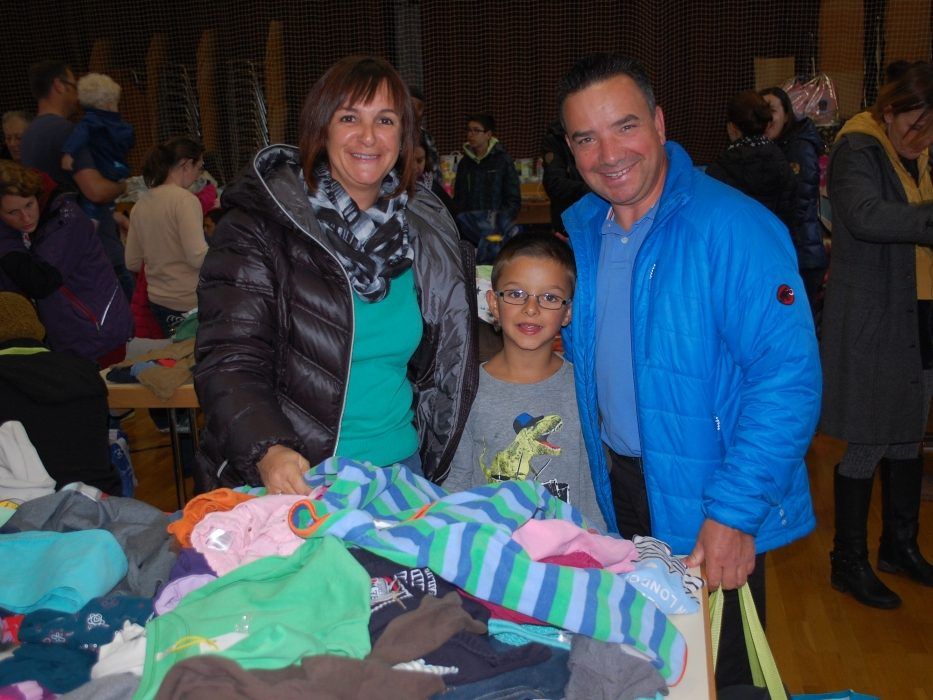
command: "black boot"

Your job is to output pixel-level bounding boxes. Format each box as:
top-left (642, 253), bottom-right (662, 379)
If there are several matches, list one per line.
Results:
top-left (877, 457), bottom-right (933, 586)
top-left (830, 466), bottom-right (902, 608)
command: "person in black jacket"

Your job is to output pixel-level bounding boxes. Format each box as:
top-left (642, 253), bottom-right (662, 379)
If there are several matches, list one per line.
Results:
top-left (541, 119), bottom-right (589, 234)
top-left (453, 114), bottom-right (521, 252)
top-left (0, 291), bottom-right (122, 495)
top-left (707, 90), bottom-right (797, 231)
top-left (761, 86), bottom-right (829, 321)
top-left (194, 56), bottom-right (477, 495)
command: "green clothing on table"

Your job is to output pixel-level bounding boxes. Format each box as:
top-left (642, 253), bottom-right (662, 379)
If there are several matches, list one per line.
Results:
top-left (337, 268), bottom-right (422, 466)
top-left (134, 536), bottom-right (372, 700)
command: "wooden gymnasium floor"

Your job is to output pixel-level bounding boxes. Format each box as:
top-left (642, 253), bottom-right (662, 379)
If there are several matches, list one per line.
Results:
top-left (124, 412), bottom-right (933, 698)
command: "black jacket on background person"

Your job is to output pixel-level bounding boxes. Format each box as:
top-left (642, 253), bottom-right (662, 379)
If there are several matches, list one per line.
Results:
top-left (706, 135), bottom-right (797, 231)
top-left (541, 120), bottom-right (589, 232)
top-left (453, 142), bottom-right (521, 224)
top-left (776, 117), bottom-right (829, 271)
top-left (0, 338), bottom-right (122, 495)
top-left (194, 145), bottom-right (478, 492)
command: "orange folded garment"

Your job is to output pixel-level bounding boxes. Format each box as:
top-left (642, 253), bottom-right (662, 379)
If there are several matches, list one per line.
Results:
top-left (167, 488), bottom-right (256, 547)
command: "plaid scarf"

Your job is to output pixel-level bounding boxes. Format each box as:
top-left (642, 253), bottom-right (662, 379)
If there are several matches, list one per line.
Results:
top-left (308, 164), bottom-right (413, 302)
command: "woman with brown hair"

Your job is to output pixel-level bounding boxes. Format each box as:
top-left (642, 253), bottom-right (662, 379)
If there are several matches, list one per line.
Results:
top-left (194, 56), bottom-right (477, 495)
top-left (706, 90), bottom-right (797, 229)
top-left (125, 136), bottom-right (207, 336)
top-left (0, 159), bottom-right (131, 365)
top-left (821, 61), bottom-right (933, 608)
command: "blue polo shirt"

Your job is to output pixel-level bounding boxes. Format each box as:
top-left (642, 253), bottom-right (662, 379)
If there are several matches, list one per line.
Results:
top-left (595, 203), bottom-right (658, 457)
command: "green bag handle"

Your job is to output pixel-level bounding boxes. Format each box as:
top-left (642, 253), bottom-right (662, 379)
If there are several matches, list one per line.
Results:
top-left (709, 583), bottom-right (788, 700)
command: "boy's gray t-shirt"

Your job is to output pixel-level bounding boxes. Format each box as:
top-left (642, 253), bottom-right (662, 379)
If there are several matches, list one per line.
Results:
top-left (444, 360), bottom-right (607, 532)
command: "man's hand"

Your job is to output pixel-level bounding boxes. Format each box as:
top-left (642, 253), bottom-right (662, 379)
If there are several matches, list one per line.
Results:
top-left (257, 444), bottom-right (312, 495)
top-left (683, 518), bottom-right (756, 590)
top-left (61, 153), bottom-right (74, 172)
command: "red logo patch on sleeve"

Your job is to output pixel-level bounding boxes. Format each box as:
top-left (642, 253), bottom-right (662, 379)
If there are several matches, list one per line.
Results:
top-left (777, 284), bottom-right (795, 305)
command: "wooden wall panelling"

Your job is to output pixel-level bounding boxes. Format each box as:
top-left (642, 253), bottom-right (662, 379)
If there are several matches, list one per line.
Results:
top-left (885, 0), bottom-right (932, 63)
top-left (819, 0), bottom-right (865, 118)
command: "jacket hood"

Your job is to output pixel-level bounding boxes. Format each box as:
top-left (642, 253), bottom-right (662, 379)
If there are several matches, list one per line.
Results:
top-left (462, 138), bottom-right (500, 163)
top-left (221, 145), bottom-right (316, 233)
top-left (837, 110), bottom-right (931, 203)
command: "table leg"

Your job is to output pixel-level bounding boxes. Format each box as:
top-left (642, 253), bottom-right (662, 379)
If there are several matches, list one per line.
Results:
top-left (167, 408), bottom-right (187, 509)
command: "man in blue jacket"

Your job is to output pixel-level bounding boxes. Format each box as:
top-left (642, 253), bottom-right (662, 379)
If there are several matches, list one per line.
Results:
top-left (558, 54), bottom-right (821, 689)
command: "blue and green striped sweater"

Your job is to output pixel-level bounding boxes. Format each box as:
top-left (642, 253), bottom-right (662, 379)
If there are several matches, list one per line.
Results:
top-left (287, 457), bottom-right (688, 684)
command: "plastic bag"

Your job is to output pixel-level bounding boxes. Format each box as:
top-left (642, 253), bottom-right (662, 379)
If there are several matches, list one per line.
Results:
top-left (782, 73), bottom-right (839, 126)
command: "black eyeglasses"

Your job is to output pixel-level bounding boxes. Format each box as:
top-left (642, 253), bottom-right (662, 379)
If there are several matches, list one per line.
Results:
top-left (59, 79), bottom-right (77, 90)
top-left (466, 127), bottom-right (488, 134)
top-left (496, 289), bottom-right (570, 310)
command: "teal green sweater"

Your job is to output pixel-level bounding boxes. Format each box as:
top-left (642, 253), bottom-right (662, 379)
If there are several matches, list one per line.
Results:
top-left (337, 268), bottom-right (421, 465)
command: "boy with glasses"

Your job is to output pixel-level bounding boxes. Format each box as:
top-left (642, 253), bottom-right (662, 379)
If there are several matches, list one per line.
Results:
top-left (442, 232), bottom-right (607, 531)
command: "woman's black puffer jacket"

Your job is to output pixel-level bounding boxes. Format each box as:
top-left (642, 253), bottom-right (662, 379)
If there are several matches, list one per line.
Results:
top-left (193, 145), bottom-right (478, 492)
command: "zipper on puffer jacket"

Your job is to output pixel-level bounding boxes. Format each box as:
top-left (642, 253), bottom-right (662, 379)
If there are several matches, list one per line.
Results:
top-left (98, 284), bottom-right (119, 328)
top-left (643, 262), bottom-right (657, 360)
top-left (60, 285), bottom-right (100, 331)
top-left (252, 153), bottom-right (355, 452)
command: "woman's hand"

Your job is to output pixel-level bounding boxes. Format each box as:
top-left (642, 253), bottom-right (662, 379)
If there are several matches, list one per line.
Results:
top-left (257, 444), bottom-right (312, 495)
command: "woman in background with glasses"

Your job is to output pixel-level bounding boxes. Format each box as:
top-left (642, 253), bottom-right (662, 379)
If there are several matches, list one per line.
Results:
top-left (820, 61), bottom-right (933, 609)
top-left (124, 136), bottom-right (207, 336)
top-left (193, 55), bottom-right (477, 495)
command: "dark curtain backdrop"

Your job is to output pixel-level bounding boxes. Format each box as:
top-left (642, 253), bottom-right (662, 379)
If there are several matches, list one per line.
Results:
top-left (422, 0), bottom-right (821, 165)
top-left (0, 0), bottom-right (831, 179)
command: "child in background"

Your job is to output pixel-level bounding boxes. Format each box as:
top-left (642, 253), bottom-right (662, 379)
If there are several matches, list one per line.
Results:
top-left (61, 73), bottom-right (134, 222)
top-left (443, 232), bottom-right (607, 531)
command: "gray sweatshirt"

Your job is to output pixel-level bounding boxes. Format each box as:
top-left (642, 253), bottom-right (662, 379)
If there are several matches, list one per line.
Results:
top-left (443, 359), bottom-right (607, 532)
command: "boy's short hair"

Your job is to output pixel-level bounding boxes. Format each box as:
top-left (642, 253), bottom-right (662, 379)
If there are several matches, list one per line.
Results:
top-left (466, 113), bottom-right (496, 133)
top-left (490, 232), bottom-right (577, 297)
top-left (77, 73), bottom-right (121, 110)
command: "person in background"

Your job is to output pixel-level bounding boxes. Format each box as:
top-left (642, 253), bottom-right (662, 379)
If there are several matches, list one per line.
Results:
top-left (453, 113), bottom-right (521, 253)
top-left (0, 159), bottom-right (132, 366)
top-left (820, 61), bottom-right (933, 609)
top-left (444, 232), bottom-right (607, 531)
top-left (414, 132), bottom-right (456, 216)
top-left (124, 137), bottom-right (207, 336)
top-left (61, 73), bottom-right (134, 224)
top-left (0, 291), bottom-right (123, 495)
top-left (19, 60), bottom-right (132, 300)
top-left (409, 85), bottom-right (442, 187)
top-left (2, 111), bottom-right (31, 162)
top-left (706, 90), bottom-right (796, 230)
top-left (761, 86), bottom-right (829, 321)
top-left (194, 55), bottom-right (477, 495)
top-left (558, 53), bottom-right (820, 690)
top-left (541, 118), bottom-right (589, 234)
